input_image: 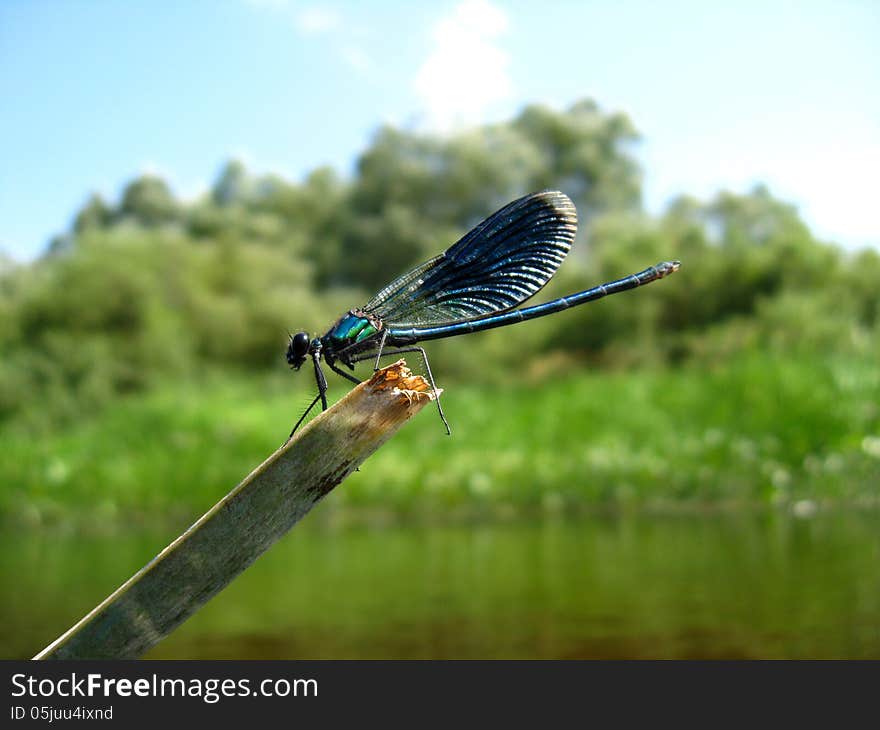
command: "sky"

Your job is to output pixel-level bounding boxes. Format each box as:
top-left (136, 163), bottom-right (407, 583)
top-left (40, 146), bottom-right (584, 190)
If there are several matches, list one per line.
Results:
top-left (1, 0), bottom-right (878, 260)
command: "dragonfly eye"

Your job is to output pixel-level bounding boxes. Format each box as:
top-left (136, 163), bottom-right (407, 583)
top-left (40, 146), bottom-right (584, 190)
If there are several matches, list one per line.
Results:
top-left (287, 332), bottom-right (311, 368)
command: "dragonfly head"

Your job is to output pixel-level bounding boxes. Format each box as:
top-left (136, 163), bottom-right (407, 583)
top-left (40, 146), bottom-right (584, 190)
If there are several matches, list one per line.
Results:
top-left (286, 331), bottom-right (311, 370)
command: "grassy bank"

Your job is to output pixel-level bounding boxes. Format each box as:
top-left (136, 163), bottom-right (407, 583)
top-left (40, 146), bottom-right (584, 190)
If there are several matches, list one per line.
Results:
top-left (1, 353), bottom-right (878, 529)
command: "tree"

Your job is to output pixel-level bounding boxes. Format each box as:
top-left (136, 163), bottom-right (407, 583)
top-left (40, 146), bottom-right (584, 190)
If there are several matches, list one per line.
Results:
top-left (118, 175), bottom-right (178, 227)
top-left (211, 159), bottom-right (251, 208)
top-left (512, 99), bottom-right (642, 214)
top-left (73, 193), bottom-right (112, 234)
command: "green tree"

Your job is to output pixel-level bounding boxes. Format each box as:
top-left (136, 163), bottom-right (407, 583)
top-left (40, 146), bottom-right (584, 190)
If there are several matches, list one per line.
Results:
top-left (211, 159), bottom-right (251, 208)
top-left (118, 175), bottom-right (178, 227)
top-left (74, 193), bottom-right (112, 234)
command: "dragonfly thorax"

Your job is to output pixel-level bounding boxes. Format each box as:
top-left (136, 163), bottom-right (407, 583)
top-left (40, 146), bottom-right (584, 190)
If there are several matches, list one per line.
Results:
top-left (323, 310), bottom-right (382, 353)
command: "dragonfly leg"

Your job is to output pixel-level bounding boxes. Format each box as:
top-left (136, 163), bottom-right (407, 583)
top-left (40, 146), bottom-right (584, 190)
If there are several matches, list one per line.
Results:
top-left (287, 354), bottom-right (331, 442)
top-left (352, 346), bottom-right (451, 436)
top-left (312, 354), bottom-right (329, 410)
top-left (326, 359), bottom-right (361, 385)
top-left (372, 329), bottom-right (388, 371)
top-left (287, 391), bottom-right (323, 442)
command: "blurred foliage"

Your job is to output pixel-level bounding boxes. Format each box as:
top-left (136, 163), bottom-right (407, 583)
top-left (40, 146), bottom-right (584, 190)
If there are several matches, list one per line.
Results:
top-left (1, 99), bottom-right (878, 432)
top-left (2, 352), bottom-right (878, 529)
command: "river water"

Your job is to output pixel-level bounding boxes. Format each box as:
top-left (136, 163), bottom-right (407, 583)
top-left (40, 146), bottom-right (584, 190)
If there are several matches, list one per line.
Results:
top-left (5, 509), bottom-right (879, 659)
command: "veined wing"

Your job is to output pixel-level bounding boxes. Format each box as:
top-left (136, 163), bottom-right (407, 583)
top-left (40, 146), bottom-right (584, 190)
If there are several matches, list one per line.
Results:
top-left (364, 191), bottom-right (577, 327)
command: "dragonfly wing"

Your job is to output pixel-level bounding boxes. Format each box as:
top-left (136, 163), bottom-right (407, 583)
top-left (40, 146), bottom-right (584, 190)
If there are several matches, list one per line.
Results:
top-left (364, 191), bottom-right (577, 327)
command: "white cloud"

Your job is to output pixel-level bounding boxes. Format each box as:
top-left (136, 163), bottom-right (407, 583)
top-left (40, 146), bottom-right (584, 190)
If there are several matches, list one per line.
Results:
top-left (339, 44), bottom-right (374, 75)
top-left (782, 137), bottom-right (880, 248)
top-left (295, 7), bottom-right (341, 35)
top-left (246, 1), bottom-right (340, 35)
top-left (245, 1), bottom-right (373, 77)
top-left (414, 0), bottom-right (513, 132)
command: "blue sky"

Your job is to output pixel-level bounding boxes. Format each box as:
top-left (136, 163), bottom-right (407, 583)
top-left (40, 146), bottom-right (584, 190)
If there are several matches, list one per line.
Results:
top-left (1, 0), bottom-right (877, 259)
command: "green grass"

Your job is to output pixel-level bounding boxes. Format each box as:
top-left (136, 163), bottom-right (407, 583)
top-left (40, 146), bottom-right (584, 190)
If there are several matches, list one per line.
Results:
top-left (2, 353), bottom-right (878, 529)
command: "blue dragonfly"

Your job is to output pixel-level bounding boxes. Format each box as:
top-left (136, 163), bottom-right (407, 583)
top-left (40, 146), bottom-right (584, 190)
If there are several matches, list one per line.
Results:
top-left (286, 190), bottom-right (680, 437)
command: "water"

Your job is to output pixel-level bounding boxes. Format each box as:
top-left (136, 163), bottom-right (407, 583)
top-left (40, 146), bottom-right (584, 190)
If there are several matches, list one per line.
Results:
top-left (5, 510), bottom-right (879, 659)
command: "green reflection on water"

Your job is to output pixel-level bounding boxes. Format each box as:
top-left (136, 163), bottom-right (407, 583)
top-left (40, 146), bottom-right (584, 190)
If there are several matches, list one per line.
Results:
top-left (4, 510), bottom-right (879, 659)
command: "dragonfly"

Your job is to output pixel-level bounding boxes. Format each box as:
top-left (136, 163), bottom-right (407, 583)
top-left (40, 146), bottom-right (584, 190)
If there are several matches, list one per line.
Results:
top-left (286, 190), bottom-right (680, 438)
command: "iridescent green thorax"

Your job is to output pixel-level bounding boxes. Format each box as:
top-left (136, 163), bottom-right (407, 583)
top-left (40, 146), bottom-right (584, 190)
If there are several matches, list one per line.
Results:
top-left (327, 311), bottom-right (380, 346)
